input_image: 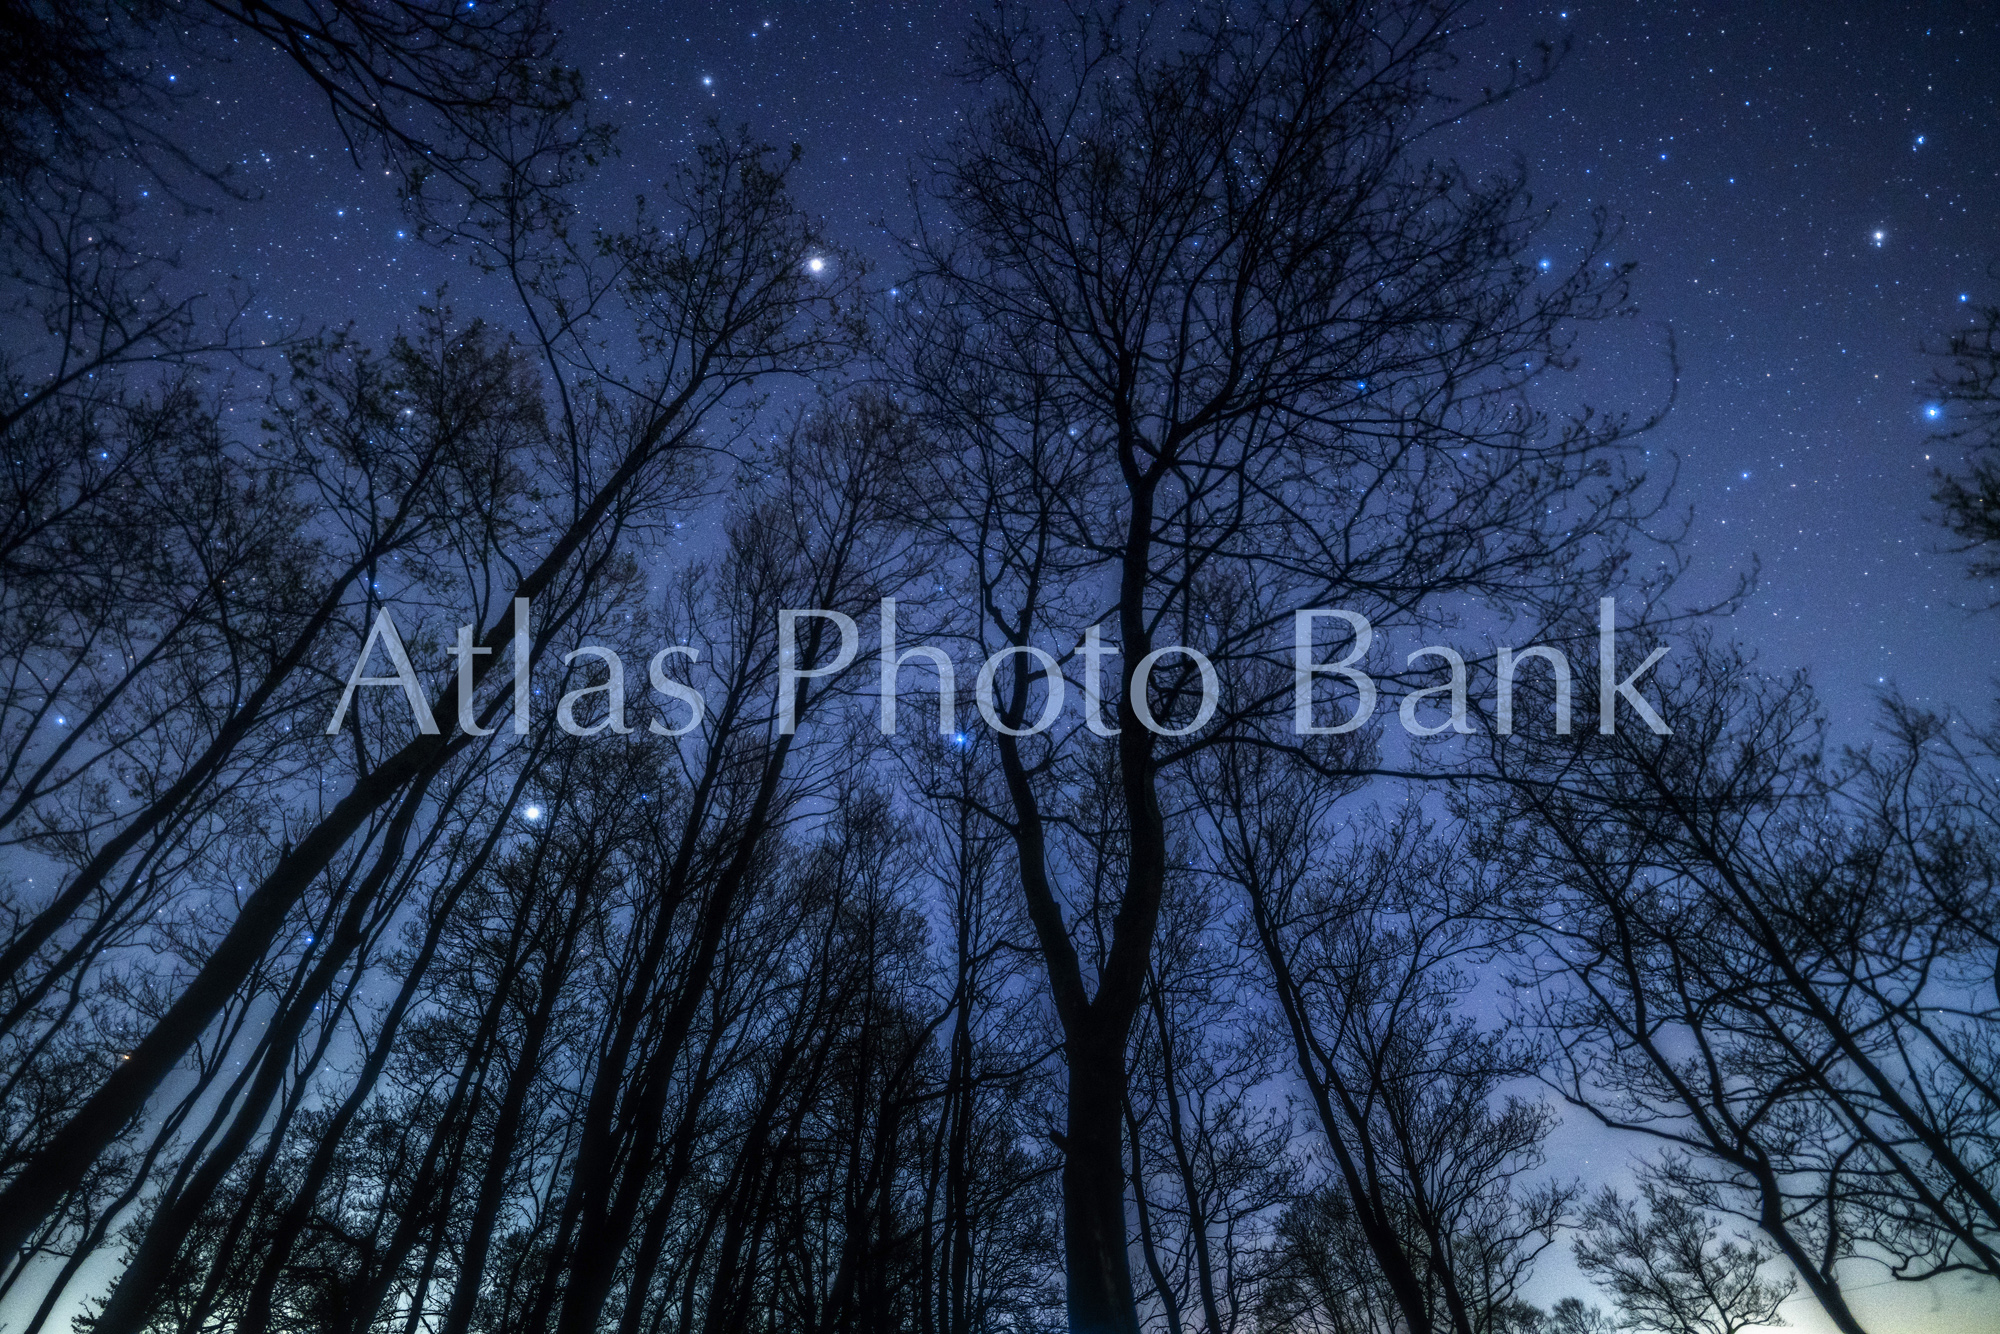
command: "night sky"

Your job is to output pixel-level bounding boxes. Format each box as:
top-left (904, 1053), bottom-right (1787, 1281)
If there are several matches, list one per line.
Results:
top-left (75, 4), bottom-right (2000, 1331)
top-left (166, 0), bottom-right (2000, 747)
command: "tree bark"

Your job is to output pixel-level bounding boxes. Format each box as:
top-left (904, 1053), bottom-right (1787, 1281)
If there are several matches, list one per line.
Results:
top-left (1062, 1024), bottom-right (1142, 1334)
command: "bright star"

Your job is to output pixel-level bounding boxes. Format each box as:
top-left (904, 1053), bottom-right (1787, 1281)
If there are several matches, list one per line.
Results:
top-left (1871, 230), bottom-right (1885, 246)
top-left (522, 804), bottom-right (543, 822)
top-left (1924, 404), bottom-right (1942, 420)
top-left (808, 257), bottom-right (826, 274)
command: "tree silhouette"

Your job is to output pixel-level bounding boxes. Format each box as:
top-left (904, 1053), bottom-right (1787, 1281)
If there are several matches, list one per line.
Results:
top-left (897, 1), bottom-right (1647, 1327)
top-left (1931, 303), bottom-right (2000, 579)
top-left (1574, 1182), bottom-right (1794, 1334)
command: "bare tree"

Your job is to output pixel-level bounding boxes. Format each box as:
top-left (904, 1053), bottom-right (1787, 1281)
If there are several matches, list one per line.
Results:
top-left (1479, 636), bottom-right (2000, 1334)
top-left (898, 2), bottom-right (1649, 1326)
top-left (1546, 1297), bottom-right (1618, 1334)
top-left (1574, 1181), bottom-right (1794, 1334)
top-left (1212, 745), bottom-right (1575, 1334)
top-left (907, 733), bottom-right (1068, 1334)
top-left (1929, 302), bottom-right (2000, 579)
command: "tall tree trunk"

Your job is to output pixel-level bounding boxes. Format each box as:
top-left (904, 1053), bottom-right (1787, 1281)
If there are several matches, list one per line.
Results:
top-left (1062, 1023), bottom-right (1142, 1334)
top-left (1243, 878), bottom-right (1438, 1334)
top-left (554, 602), bottom-right (856, 1334)
top-left (612, 1015), bottom-right (729, 1334)
top-left (234, 767), bottom-right (525, 1334)
top-left (91, 780), bottom-right (430, 1334)
top-left (1125, 1097), bottom-right (1186, 1334)
top-left (1147, 984), bottom-right (1226, 1334)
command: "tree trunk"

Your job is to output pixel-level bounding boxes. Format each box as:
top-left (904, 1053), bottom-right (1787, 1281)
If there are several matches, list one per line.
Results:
top-left (234, 771), bottom-right (523, 1334)
top-left (1062, 1024), bottom-right (1142, 1334)
top-left (91, 781), bottom-right (429, 1334)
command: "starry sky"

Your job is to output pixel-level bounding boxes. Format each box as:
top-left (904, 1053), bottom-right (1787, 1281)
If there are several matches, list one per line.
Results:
top-left (166, 1), bottom-right (2000, 742)
top-left (117, 6), bottom-right (2000, 1330)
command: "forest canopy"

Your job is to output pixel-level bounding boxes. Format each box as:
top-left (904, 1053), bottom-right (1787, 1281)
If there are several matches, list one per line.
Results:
top-left (1, 4), bottom-right (1996, 1334)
